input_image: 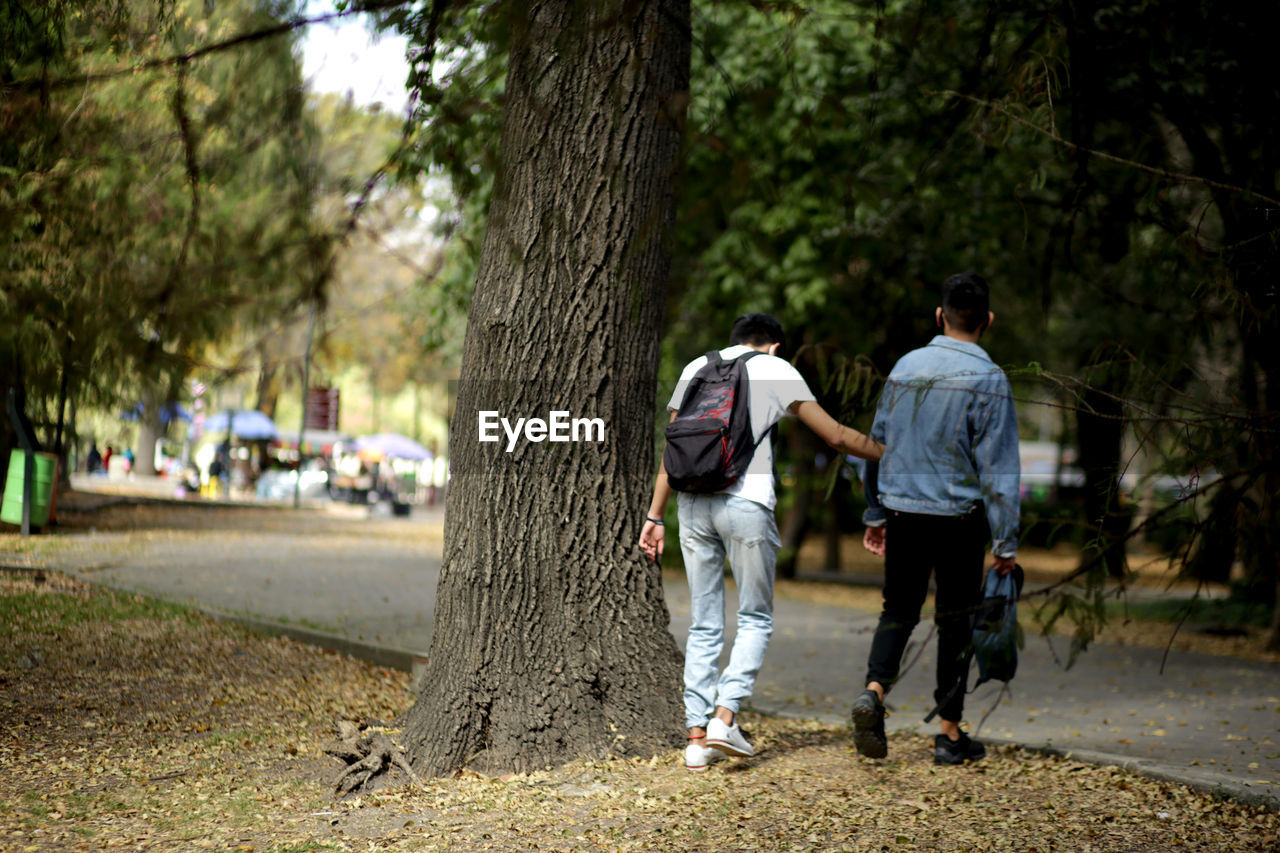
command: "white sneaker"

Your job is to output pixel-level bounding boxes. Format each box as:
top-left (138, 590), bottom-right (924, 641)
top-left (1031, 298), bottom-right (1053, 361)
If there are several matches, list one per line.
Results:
top-left (706, 717), bottom-right (754, 757)
top-left (684, 741), bottom-right (723, 771)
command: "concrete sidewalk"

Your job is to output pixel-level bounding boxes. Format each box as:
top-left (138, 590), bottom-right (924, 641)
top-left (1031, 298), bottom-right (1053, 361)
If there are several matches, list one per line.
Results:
top-left (15, 494), bottom-right (1279, 808)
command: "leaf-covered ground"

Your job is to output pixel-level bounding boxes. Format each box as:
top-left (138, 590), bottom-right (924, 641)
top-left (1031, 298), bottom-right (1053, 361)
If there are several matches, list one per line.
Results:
top-left (2, 572), bottom-right (1276, 852)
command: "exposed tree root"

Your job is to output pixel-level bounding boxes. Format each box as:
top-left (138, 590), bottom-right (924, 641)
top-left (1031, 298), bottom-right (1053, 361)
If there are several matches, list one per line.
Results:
top-left (325, 718), bottom-right (423, 795)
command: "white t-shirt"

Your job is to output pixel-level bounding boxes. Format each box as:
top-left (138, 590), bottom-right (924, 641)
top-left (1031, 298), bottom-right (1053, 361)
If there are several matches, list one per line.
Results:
top-left (667, 345), bottom-right (816, 510)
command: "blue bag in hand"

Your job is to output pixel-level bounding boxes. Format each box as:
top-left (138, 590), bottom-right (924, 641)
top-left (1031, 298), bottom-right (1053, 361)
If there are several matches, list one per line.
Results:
top-left (971, 564), bottom-right (1025, 687)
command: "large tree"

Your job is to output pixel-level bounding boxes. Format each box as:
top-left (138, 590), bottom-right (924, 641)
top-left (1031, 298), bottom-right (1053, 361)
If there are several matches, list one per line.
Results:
top-left (392, 0), bottom-right (691, 778)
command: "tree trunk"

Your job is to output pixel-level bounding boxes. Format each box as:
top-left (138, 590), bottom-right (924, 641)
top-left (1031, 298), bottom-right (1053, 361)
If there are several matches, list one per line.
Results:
top-left (1077, 355), bottom-right (1130, 580)
top-left (53, 354), bottom-right (68, 456)
top-left (63, 393), bottom-right (77, 487)
top-left (1231, 206), bottom-right (1280, 649)
top-left (413, 382), bottom-right (422, 443)
top-left (53, 356), bottom-right (73, 491)
top-left (1189, 484), bottom-right (1239, 585)
top-left (824, 460), bottom-right (844, 573)
top-left (133, 387), bottom-right (160, 478)
top-left (255, 357), bottom-right (279, 419)
top-left (777, 426), bottom-right (817, 579)
top-left (400, 0), bottom-right (690, 777)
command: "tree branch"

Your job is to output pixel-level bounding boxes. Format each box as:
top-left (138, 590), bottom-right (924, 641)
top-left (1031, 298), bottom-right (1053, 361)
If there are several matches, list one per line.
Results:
top-left (939, 90), bottom-right (1280, 208)
top-left (2, 1), bottom-right (417, 93)
top-left (170, 60), bottom-right (201, 295)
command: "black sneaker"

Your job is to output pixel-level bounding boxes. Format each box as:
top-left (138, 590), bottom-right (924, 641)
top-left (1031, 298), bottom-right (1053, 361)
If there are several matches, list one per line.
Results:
top-left (850, 689), bottom-right (888, 759)
top-left (934, 732), bottom-right (986, 765)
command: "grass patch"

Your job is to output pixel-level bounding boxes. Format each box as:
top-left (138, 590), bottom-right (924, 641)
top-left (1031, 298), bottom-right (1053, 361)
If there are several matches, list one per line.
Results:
top-left (0, 579), bottom-right (192, 641)
top-left (1108, 594), bottom-right (1271, 629)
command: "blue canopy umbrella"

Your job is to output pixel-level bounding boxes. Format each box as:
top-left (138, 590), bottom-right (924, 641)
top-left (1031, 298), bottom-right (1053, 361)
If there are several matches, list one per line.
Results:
top-left (353, 432), bottom-right (432, 461)
top-left (202, 410), bottom-right (279, 441)
top-left (120, 402), bottom-right (193, 425)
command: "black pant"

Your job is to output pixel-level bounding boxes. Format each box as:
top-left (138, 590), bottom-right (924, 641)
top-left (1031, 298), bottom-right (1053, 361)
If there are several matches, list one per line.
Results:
top-left (864, 508), bottom-right (988, 723)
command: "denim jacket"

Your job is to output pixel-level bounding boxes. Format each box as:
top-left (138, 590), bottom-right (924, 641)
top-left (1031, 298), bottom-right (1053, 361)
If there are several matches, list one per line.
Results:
top-left (862, 336), bottom-right (1020, 558)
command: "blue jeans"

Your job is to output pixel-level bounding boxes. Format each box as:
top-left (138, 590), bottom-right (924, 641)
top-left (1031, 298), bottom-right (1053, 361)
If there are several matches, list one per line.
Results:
top-left (677, 492), bottom-right (780, 729)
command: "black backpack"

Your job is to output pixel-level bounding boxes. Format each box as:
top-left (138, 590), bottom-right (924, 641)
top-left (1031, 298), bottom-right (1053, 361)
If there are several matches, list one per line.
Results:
top-left (663, 350), bottom-right (766, 493)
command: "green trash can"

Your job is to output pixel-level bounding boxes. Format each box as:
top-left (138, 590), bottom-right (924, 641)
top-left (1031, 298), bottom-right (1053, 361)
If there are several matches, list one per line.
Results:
top-left (1, 449), bottom-right (57, 527)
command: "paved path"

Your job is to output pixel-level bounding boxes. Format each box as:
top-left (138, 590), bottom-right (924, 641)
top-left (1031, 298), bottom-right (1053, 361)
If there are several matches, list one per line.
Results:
top-left (23, 498), bottom-right (1280, 807)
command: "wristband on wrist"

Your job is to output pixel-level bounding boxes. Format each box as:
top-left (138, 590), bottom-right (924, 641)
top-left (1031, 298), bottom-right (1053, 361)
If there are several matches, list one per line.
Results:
top-left (645, 516), bottom-right (664, 525)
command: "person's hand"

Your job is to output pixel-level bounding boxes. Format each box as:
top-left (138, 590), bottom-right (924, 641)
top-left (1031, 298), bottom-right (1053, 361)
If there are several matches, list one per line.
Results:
top-left (863, 525), bottom-right (886, 557)
top-left (992, 555), bottom-right (1016, 576)
top-left (640, 519), bottom-right (665, 562)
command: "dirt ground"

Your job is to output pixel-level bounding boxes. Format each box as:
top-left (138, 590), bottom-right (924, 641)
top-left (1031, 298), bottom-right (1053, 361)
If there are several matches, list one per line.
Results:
top-left (2, 571), bottom-right (1277, 852)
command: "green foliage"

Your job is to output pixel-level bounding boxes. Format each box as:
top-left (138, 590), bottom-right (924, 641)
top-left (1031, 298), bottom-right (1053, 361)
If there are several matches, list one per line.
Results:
top-left (1032, 563), bottom-right (1110, 667)
top-left (1, 0), bottom-right (322, 440)
top-left (1106, 592), bottom-right (1272, 632)
top-left (670, 0), bottom-right (1066, 376)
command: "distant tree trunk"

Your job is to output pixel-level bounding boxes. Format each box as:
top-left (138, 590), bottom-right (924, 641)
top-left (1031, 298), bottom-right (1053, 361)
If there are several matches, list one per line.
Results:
top-left (400, 0), bottom-right (690, 777)
top-left (61, 393), bottom-right (76, 488)
top-left (777, 426), bottom-right (817, 579)
top-left (53, 354), bottom-right (68, 456)
top-left (824, 461), bottom-right (844, 573)
top-left (1, 360), bottom-right (41, 488)
top-left (413, 382), bottom-right (422, 443)
top-left (1, 361), bottom-right (18, 486)
top-left (1077, 355), bottom-right (1130, 580)
top-left (52, 354), bottom-right (73, 490)
top-left (133, 387), bottom-right (160, 478)
top-left (1188, 484), bottom-right (1238, 585)
top-left (1228, 206), bottom-right (1280, 649)
top-left (255, 358), bottom-right (279, 419)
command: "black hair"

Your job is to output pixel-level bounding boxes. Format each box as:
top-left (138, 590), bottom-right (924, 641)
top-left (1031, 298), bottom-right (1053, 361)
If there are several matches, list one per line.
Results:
top-left (730, 313), bottom-right (786, 352)
top-left (941, 272), bottom-right (991, 334)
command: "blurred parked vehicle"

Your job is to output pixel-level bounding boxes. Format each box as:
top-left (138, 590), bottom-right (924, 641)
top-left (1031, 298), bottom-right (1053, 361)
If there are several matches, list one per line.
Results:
top-left (255, 465), bottom-right (331, 501)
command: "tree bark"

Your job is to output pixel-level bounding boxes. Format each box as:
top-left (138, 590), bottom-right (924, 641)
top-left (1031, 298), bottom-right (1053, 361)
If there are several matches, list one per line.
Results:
top-left (1077, 358), bottom-right (1130, 580)
top-left (1229, 205), bottom-right (1280, 649)
top-left (400, 0), bottom-right (690, 777)
top-left (255, 357), bottom-right (279, 420)
top-left (824, 460), bottom-right (844, 573)
top-left (777, 426), bottom-right (817, 579)
top-left (133, 386), bottom-right (160, 478)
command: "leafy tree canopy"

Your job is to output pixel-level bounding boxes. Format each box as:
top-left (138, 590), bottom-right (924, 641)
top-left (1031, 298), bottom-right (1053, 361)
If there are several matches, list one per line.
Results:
top-left (384, 0), bottom-right (1279, 644)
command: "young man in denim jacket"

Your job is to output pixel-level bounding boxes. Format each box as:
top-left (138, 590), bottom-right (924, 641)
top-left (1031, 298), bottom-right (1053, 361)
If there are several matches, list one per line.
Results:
top-left (851, 272), bottom-right (1021, 766)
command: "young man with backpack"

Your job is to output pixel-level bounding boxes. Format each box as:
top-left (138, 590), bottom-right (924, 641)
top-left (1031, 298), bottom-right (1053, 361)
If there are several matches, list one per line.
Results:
top-left (638, 314), bottom-right (883, 771)
top-left (851, 272), bottom-right (1021, 766)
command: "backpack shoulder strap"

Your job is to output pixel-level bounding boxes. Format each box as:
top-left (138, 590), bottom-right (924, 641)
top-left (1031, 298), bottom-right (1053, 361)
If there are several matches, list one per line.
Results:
top-left (673, 351), bottom-right (727, 419)
top-left (730, 350), bottom-right (775, 450)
